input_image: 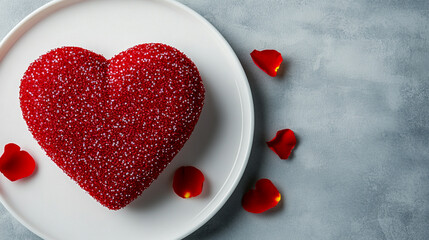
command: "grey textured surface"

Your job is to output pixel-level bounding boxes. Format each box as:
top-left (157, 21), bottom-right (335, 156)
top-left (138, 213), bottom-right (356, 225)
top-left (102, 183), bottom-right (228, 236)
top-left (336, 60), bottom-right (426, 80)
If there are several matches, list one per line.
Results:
top-left (1, 0), bottom-right (429, 239)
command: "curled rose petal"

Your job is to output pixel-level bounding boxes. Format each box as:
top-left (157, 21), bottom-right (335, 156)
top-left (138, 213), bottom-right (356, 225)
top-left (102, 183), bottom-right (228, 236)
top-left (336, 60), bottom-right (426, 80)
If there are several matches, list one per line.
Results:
top-left (242, 178), bottom-right (281, 214)
top-left (0, 143), bottom-right (36, 181)
top-left (173, 166), bottom-right (204, 198)
top-left (267, 129), bottom-right (296, 160)
top-left (250, 49), bottom-right (283, 77)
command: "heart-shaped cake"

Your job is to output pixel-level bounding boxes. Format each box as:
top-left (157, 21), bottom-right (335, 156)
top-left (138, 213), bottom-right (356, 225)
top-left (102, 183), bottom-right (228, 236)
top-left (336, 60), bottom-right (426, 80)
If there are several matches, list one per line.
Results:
top-left (19, 43), bottom-right (205, 210)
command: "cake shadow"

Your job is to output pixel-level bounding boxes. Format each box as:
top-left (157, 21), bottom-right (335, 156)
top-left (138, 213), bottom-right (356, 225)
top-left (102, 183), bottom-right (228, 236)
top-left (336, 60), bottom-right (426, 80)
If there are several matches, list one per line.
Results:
top-left (184, 64), bottom-right (265, 239)
top-left (127, 81), bottom-right (219, 210)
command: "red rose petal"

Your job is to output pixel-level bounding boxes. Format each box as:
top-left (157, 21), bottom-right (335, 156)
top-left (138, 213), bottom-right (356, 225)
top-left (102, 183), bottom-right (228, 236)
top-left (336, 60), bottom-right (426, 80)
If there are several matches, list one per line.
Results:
top-left (0, 143), bottom-right (36, 181)
top-left (250, 49), bottom-right (283, 77)
top-left (242, 178), bottom-right (281, 214)
top-left (267, 129), bottom-right (297, 160)
top-left (173, 166), bottom-right (204, 198)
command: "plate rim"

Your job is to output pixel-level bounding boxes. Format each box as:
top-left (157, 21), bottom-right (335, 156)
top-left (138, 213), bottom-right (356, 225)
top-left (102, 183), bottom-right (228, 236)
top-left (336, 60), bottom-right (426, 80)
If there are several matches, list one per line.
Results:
top-left (0, 0), bottom-right (255, 239)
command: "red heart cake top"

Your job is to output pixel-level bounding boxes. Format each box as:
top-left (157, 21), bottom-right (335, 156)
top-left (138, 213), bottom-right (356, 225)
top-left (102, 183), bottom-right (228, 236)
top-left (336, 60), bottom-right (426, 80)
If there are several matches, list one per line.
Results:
top-left (19, 43), bottom-right (205, 210)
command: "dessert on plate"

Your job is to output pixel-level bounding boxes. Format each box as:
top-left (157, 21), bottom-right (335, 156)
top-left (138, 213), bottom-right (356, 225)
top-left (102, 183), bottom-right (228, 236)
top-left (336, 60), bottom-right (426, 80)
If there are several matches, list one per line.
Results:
top-left (19, 43), bottom-right (205, 210)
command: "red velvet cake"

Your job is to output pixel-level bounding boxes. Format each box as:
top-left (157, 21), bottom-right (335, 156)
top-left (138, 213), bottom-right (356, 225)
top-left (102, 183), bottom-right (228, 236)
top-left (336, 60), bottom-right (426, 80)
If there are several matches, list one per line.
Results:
top-left (19, 43), bottom-right (205, 210)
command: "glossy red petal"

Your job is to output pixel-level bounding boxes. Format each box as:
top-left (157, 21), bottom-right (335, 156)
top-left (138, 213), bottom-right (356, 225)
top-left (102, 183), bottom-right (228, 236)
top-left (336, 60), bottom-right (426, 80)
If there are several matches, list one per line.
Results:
top-left (173, 166), bottom-right (205, 198)
top-left (242, 178), bottom-right (281, 214)
top-left (267, 129), bottom-right (296, 159)
top-left (0, 143), bottom-right (36, 181)
top-left (250, 49), bottom-right (283, 77)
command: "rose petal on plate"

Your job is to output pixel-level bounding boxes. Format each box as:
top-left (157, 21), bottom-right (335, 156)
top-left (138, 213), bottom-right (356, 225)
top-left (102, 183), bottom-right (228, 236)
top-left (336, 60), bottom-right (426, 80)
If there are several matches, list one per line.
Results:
top-left (0, 143), bottom-right (36, 181)
top-left (267, 129), bottom-right (296, 159)
top-left (250, 49), bottom-right (283, 77)
top-left (173, 166), bottom-right (205, 198)
top-left (242, 178), bottom-right (281, 214)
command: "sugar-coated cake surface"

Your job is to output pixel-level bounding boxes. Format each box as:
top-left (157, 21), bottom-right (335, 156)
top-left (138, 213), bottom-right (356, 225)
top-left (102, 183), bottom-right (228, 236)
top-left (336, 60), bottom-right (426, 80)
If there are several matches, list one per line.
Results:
top-left (19, 43), bottom-right (205, 210)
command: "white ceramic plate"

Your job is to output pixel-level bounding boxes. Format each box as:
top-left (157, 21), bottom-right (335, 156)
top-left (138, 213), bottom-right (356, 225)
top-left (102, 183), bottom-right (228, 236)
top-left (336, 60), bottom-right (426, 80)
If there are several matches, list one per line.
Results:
top-left (0, 0), bottom-right (254, 239)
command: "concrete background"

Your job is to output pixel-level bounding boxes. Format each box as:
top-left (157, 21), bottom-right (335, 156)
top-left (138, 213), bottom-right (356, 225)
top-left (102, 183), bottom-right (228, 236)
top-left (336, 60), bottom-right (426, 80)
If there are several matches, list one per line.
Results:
top-left (1, 0), bottom-right (429, 239)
